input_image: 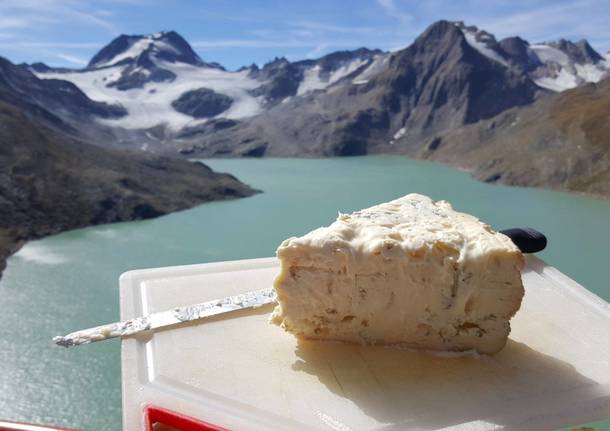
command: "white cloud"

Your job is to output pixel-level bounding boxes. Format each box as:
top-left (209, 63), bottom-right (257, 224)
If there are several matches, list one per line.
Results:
top-left (305, 43), bottom-right (330, 59)
top-left (55, 53), bottom-right (87, 65)
top-left (0, 42), bottom-right (102, 48)
top-left (192, 38), bottom-right (397, 52)
top-left (376, 0), bottom-right (412, 24)
top-left (248, 29), bottom-right (277, 38)
top-left (192, 39), bottom-right (318, 49)
top-left (93, 9), bottom-right (113, 17)
top-left (67, 8), bottom-right (117, 33)
top-left (0, 17), bottom-right (32, 28)
top-left (481, 2), bottom-right (588, 39)
top-left (0, 0), bottom-right (608, 71)
top-left (291, 20), bottom-right (375, 34)
top-left (0, 0), bottom-right (118, 34)
top-left (290, 29), bottom-right (315, 38)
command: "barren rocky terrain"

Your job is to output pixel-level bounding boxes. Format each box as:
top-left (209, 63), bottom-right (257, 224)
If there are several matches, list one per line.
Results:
top-left (0, 102), bottom-right (257, 277)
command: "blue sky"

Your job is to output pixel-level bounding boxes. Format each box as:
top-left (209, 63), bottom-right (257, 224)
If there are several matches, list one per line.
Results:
top-left (0, 0), bottom-right (609, 70)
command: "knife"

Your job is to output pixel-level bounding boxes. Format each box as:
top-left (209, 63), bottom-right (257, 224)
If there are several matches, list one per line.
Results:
top-left (53, 227), bottom-right (546, 347)
top-left (53, 287), bottom-right (277, 347)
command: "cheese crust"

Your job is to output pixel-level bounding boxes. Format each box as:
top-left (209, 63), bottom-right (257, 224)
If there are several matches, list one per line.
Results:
top-left (271, 194), bottom-right (524, 354)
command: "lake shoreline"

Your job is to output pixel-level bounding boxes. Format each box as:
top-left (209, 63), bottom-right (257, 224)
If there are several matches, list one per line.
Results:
top-left (192, 154), bottom-right (610, 201)
top-left (0, 232), bottom-right (22, 280)
top-left (5, 152), bottom-right (607, 280)
top-left (0, 192), bottom-right (259, 280)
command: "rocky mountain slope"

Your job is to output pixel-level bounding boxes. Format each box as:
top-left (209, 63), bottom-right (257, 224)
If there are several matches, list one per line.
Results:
top-left (0, 101), bottom-right (257, 277)
top-left (412, 77), bottom-right (610, 197)
top-left (190, 21), bottom-right (543, 158)
top-left (0, 57), bottom-right (125, 140)
top-left (13, 20), bottom-right (610, 197)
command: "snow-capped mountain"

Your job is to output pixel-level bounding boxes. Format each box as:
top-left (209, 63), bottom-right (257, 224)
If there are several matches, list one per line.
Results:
top-left (453, 22), bottom-right (609, 92)
top-left (39, 57), bottom-right (263, 130)
top-left (0, 56), bottom-right (125, 135)
top-left (249, 48), bottom-right (382, 102)
top-left (24, 22), bottom-right (610, 155)
top-left (528, 40), bottom-right (608, 91)
top-left (88, 31), bottom-right (213, 69)
top-left (453, 22), bottom-right (511, 66)
top-left (191, 20), bottom-right (541, 158)
top-left (33, 31), bottom-right (381, 133)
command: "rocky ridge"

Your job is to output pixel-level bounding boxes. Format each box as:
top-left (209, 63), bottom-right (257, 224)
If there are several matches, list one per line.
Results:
top-left (411, 78), bottom-right (610, 197)
top-left (0, 100), bottom-right (257, 277)
top-left (13, 20), bottom-right (610, 198)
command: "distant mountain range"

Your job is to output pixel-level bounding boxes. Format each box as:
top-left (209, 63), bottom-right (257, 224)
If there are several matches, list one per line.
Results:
top-left (2, 20), bottom-right (610, 197)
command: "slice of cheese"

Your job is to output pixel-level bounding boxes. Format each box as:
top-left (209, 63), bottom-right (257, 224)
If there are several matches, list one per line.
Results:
top-left (271, 194), bottom-right (524, 354)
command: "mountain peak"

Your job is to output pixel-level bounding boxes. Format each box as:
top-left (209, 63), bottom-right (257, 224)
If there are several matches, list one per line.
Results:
top-left (262, 57), bottom-right (290, 69)
top-left (407, 20), bottom-right (464, 53)
top-left (544, 38), bottom-right (603, 64)
top-left (575, 39), bottom-right (604, 63)
top-left (452, 21), bottom-right (496, 43)
top-left (87, 31), bottom-right (205, 69)
top-left (498, 36), bottom-right (540, 71)
top-left (425, 20), bottom-right (463, 37)
top-left (405, 20), bottom-right (511, 69)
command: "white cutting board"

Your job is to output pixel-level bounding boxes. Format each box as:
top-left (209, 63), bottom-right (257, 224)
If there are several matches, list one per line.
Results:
top-left (120, 256), bottom-right (610, 431)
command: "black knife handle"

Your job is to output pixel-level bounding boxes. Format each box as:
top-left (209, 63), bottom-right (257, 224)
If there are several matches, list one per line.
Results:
top-left (500, 228), bottom-right (547, 254)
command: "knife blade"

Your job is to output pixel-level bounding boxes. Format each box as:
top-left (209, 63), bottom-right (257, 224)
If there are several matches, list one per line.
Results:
top-left (53, 287), bottom-right (277, 347)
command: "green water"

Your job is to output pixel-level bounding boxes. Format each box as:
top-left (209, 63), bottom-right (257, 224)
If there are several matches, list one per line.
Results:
top-left (1, 156), bottom-right (609, 430)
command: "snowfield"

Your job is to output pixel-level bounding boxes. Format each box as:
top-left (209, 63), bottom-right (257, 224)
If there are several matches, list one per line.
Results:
top-left (534, 68), bottom-right (582, 92)
top-left (462, 30), bottom-right (509, 66)
top-left (530, 45), bottom-right (608, 91)
top-left (393, 127), bottom-right (406, 140)
top-left (36, 48), bottom-right (383, 131)
top-left (36, 61), bottom-right (264, 130)
top-left (297, 58), bottom-right (370, 95)
top-left (352, 55), bottom-right (389, 85)
top-left (530, 44), bottom-right (570, 65)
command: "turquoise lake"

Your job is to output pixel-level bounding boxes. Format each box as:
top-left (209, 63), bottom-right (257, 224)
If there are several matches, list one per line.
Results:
top-left (1, 156), bottom-right (609, 430)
